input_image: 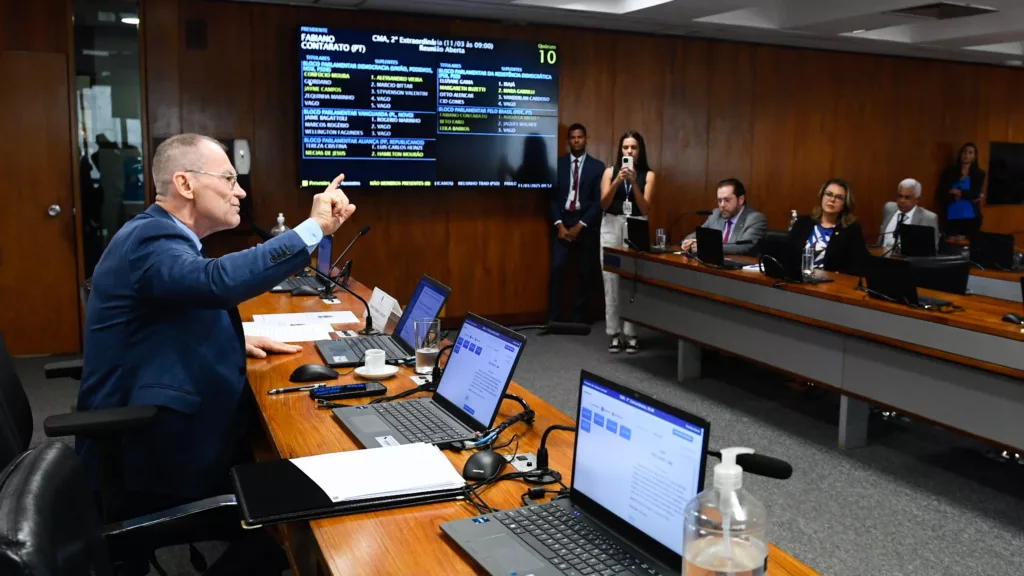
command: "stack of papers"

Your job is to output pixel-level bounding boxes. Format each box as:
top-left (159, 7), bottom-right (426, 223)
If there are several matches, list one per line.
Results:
top-left (290, 443), bottom-right (465, 503)
top-left (242, 323), bottom-right (334, 342)
top-left (253, 311), bottom-right (359, 325)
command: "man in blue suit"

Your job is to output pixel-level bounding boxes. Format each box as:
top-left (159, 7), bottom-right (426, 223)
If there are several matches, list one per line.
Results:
top-left (78, 133), bottom-right (356, 511)
top-left (548, 123), bottom-right (605, 322)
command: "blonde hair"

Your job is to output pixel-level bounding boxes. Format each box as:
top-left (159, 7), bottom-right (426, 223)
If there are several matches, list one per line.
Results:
top-left (811, 178), bottom-right (857, 228)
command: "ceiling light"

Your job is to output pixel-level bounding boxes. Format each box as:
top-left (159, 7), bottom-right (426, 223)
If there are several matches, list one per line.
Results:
top-left (1006, 60), bottom-right (1023, 66)
top-left (121, 16), bottom-right (139, 25)
top-left (850, 29), bottom-right (867, 34)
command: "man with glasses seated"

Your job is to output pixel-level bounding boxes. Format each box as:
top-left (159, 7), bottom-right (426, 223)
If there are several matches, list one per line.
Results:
top-left (77, 133), bottom-right (357, 573)
top-left (681, 178), bottom-right (766, 256)
top-left (789, 178), bottom-right (870, 274)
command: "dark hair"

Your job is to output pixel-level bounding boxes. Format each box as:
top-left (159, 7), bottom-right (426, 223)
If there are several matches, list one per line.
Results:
top-left (956, 142), bottom-right (978, 168)
top-left (717, 178), bottom-right (746, 199)
top-left (567, 123), bottom-right (587, 137)
top-left (811, 178), bottom-right (857, 228)
top-left (614, 130), bottom-right (650, 172)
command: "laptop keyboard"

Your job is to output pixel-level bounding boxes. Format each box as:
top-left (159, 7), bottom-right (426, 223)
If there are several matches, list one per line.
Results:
top-left (373, 401), bottom-right (468, 444)
top-left (493, 503), bottom-right (662, 576)
top-left (347, 335), bottom-right (408, 359)
top-left (289, 276), bottom-right (323, 289)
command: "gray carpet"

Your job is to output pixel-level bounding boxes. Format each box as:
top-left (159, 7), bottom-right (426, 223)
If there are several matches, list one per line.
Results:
top-left (15, 327), bottom-right (1024, 576)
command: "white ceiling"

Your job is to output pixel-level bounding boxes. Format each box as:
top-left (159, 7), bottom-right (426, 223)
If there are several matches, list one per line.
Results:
top-left (233, 0), bottom-right (1024, 66)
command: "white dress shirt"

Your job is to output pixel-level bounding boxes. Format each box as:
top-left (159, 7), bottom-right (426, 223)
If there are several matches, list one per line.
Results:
top-left (554, 153), bottom-right (587, 227)
top-left (883, 205), bottom-right (916, 249)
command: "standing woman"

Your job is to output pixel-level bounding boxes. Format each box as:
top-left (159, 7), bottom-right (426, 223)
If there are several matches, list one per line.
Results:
top-left (599, 130), bottom-right (656, 354)
top-left (937, 142), bottom-right (986, 237)
top-left (789, 178), bottom-right (869, 275)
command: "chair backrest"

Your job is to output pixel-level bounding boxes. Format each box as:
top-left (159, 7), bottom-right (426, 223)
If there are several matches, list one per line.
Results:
top-left (0, 333), bottom-right (33, 470)
top-left (0, 442), bottom-right (112, 576)
top-left (80, 277), bottom-right (93, 310)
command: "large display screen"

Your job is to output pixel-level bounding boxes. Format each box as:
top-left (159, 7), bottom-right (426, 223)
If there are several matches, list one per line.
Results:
top-left (299, 27), bottom-right (559, 190)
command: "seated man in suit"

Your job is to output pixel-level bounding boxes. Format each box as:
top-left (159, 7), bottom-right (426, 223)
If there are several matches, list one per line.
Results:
top-left (548, 123), bottom-right (605, 322)
top-left (77, 133), bottom-right (355, 572)
top-left (681, 178), bottom-right (767, 255)
top-left (881, 178), bottom-right (940, 250)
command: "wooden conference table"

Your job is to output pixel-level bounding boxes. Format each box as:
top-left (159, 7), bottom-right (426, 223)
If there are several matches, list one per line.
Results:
top-left (603, 248), bottom-right (1024, 451)
top-left (239, 283), bottom-right (819, 575)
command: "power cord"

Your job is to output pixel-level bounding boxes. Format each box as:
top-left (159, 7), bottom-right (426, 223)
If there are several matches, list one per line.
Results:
top-left (469, 393), bottom-right (535, 449)
top-left (524, 424), bottom-right (576, 485)
top-left (369, 383), bottom-right (437, 404)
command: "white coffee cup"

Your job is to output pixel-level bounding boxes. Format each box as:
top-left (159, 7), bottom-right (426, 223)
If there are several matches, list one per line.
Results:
top-left (363, 349), bottom-right (385, 372)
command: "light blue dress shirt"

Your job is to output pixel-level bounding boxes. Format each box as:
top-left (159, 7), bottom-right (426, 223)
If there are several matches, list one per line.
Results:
top-left (167, 214), bottom-right (323, 254)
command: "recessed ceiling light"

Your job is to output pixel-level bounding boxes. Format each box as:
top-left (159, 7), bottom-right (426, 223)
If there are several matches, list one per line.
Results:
top-left (121, 16), bottom-right (139, 25)
top-left (850, 29), bottom-right (867, 34)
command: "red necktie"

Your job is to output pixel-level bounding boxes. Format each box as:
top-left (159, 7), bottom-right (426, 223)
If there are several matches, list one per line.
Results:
top-left (569, 159), bottom-right (580, 212)
top-left (723, 220), bottom-right (733, 243)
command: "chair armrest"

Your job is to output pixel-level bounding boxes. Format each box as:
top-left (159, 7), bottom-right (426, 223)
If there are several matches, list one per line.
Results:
top-left (103, 495), bottom-right (240, 555)
top-left (43, 405), bottom-right (158, 437)
top-left (43, 358), bottom-right (83, 380)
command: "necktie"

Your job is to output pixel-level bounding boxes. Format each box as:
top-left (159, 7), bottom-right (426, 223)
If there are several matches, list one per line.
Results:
top-left (897, 212), bottom-right (905, 226)
top-left (723, 220), bottom-right (733, 243)
top-left (569, 159), bottom-right (580, 212)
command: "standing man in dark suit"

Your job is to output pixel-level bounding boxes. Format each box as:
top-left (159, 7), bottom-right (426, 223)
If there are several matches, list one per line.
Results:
top-left (548, 123), bottom-right (605, 322)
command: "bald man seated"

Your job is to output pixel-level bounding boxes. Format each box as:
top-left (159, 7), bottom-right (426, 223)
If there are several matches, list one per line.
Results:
top-left (78, 134), bottom-right (356, 513)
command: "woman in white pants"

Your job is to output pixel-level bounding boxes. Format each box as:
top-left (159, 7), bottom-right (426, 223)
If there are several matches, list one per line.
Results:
top-left (599, 131), bottom-right (656, 354)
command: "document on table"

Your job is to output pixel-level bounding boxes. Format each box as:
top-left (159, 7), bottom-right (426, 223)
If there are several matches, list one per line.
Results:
top-left (367, 287), bottom-right (403, 331)
top-left (742, 264), bottom-right (762, 271)
top-left (289, 443), bottom-right (465, 503)
top-left (252, 311), bottom-right (359, 326)
top-left (241, 322), bottom-right (334, 342)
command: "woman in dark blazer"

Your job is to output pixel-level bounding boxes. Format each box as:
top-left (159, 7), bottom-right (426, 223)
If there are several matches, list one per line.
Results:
top-left (789, 178), bottom-right (869, 275)
top-left (937, 142), bottom-right (986, 236)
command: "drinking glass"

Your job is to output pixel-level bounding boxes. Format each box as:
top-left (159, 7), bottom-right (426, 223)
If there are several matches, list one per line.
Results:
top-left (414, 318), bottom-right (441, 374)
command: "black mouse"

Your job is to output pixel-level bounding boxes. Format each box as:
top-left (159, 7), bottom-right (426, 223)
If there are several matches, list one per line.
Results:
top-left (289, 364), bottom-right (340, 383)
top-left (1002, 313), bottom-right (1023, 325)
top-left (462, 449), bottom-right (507, 481)
top-left (291, 285), bottom-right (322, 297)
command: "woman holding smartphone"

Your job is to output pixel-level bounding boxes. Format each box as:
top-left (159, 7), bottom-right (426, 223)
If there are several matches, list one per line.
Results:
top-left (599, 130), bottom-right (656, 354)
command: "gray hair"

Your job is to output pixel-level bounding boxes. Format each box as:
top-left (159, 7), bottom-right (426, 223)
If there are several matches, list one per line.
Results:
top-left (152, 134), bottom-right (226, 198)
top-left (897, 178), bottom-right (921, 198)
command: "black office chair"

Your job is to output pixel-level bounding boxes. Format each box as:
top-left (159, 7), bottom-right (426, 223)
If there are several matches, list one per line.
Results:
top-left (904, 254), bottom-right (972, 295)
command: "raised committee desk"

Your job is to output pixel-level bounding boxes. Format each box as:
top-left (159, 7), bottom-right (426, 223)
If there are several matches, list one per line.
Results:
top-left (603, 247), bottom-right (1024, 452)
top-left (238, 282), bottom-right (819, 575)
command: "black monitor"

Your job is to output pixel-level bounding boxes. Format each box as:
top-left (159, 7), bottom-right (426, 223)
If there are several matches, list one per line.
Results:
top-left (896, 224), bottom-right (936, 257)
top-left (970, 232), bottom-right (1016, 270)
top-left (904, 255), bottom-right (971, 295)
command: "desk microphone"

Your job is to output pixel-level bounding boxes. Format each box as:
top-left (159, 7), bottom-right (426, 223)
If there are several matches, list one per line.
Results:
top-left (329, 225), bottom-right (371, 275)
top-left (306, 266), bottom-right (378, 335)
top-left (708, 450), bottom-right (793, 480)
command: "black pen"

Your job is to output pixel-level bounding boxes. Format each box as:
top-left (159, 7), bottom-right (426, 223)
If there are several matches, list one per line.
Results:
top-left (267, 383), bottom-right (327, 395)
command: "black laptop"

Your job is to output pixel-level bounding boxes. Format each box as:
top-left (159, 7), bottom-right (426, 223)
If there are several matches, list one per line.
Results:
top-left (864, 256), bottom-right (952, 309)
top-left (626, 217), bottom-right (673, 254)
top-left (695, 226), bottom-right (746, 269)
top-left (332, 313), bottom-right (526, 448)
top-left (315, 274), bottom-right (450, 367)
top-left (271, 234), bottom-right (334, 292)
top-left (895, 223), bottom-right (936, 257)
top-left (442, 370), bottom-right (711, 576)
top-left (759, 235), bottom-right (834, 284)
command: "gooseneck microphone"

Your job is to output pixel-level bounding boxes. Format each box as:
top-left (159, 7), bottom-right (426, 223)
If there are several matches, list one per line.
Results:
top-left (329, 225), bottom-right (371, 273)
top-left (708, 450), bottom-right (793, 480)
top-left (306, 266), bottom-right (378, 335)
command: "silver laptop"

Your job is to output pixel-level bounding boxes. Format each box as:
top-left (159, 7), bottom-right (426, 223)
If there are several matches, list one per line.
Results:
top-left (332, 313), bottom-right (527, 448)
top-left (442, 370), bottom-right (711, 576)
top-left (271, 234), bottom-right (334, 292)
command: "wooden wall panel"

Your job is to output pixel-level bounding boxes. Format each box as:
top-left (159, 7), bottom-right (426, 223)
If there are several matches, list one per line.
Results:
top-left (143, 0), bottom-right (181, 138)
top-left (1, 0), bottom-right (68, 54)
top-left (705, 43), bottom-right (755, 195)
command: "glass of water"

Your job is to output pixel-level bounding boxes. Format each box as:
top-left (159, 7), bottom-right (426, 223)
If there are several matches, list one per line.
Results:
top-left (414, 318), bottom-right (442, 374)
top-left (655, 228), bottom-right (667, 249)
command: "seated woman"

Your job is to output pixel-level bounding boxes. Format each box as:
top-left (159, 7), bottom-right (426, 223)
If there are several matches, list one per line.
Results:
top-left (789, 178), bottom-right (869, 275)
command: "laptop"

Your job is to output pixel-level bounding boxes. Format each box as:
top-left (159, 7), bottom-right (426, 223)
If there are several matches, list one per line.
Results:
top-left (316, 275), bottom-right (451, 367)
top-left (970, 232), bottom-right (1019, 271)
top-left (626, 217), bottom-right (673, 254)
top-left (695, 226), bottom-right (746, 270)
top-left (904, 255), bottom-right (971, 295)
top-left (332, 313), bottom-right (527, 448)
top-left (759, 235), bottom-right (834, 284)
top-left (442, 370), bottom-right (710, 576)
top-left (895, 223), bottom-right (936, 257)
top-left (271, 234), bottom-right (334, 292)
top-left (864, 256), bottom-right (952, 309)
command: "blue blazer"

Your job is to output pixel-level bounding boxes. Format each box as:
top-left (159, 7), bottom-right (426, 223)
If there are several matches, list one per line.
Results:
top-left (551, 154), bottom-right (604, 228)
top-left (77, 204), bottom-right (311, 499)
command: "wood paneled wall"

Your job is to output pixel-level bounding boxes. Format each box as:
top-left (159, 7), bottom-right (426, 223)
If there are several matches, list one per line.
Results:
top-left (143, 0), bottom-right (1024, 321)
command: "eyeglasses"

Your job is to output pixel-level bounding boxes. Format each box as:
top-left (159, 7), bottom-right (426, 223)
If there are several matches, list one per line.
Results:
top-left (186, 170), bottom-right (238, 190)
top-left (823, 191), bottom-right (846, 202)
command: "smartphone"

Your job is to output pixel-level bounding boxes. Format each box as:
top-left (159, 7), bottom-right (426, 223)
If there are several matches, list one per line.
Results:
top-left (309, 382), bottom-right (387, 401)
top-left (621, 156), bottom-right (633, 170)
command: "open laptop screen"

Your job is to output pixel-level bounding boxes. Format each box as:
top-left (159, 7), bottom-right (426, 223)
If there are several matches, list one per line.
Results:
top-left (315, 235), bottom-right (333, 276)
top-left (435, 315), bottom-right (524, 428)
top-left (393, 277), bottom-right (449, 349)
top-left (573, 376), bottom-right (707, 557)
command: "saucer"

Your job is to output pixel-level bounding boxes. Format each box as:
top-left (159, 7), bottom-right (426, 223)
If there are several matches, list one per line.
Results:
top-left (354, 365), bottom-right (399, 380)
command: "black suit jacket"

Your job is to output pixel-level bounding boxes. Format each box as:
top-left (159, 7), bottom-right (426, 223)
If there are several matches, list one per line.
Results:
top-left (551, 154), bottom-right (604, 228)
top-left (789, 216), bottom-right (869, 275)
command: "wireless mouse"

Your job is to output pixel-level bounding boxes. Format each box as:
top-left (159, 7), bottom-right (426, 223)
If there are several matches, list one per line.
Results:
top-left (462, 449), bottom-right (507, 481)
top-left (289, 364), bottom-right (340, 383)
top-left (1002, 313), bottom-right (1023, 325)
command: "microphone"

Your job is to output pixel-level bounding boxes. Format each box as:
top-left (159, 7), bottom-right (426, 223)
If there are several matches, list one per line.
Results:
top-left (708, 450), bottom-right (793, 480)
top-left (306, 266), bottom-right (378, 335)
top-left (329, 225), bottom-right (371, 273)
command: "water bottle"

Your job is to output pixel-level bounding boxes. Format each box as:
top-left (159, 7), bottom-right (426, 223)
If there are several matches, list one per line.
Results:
top-left (788, 210), bottom-right (798, 231)
top-left (801, 243), bottom-right (814, 277)
top-left (270, 213), bottom-right (290, 237)
top-left (682, 447), bottom-right (767, 576)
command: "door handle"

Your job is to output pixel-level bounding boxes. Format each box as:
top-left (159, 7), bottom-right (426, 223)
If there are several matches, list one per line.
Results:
top-left (48, 204), bottom-right (61, 217)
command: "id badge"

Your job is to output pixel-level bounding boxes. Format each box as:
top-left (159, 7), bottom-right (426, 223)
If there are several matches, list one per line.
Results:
top-left (622, 200), bottom-right (633, 216)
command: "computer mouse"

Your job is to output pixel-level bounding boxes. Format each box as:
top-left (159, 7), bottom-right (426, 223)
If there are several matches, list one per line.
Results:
top-left (289, 364), bottom-right (340, 383)
top-left (1002, 313), bottom-right (1023, 325)
top-left (291, 285), bottom-right (322, 297)
top-left (462, 449), bottom-right (507, 481)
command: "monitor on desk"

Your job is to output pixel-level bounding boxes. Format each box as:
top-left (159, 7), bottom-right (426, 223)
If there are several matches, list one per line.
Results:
top-left (970, 232), bottom-right (1017, 270)
top-left (896, 224), bottom-right (936, 257)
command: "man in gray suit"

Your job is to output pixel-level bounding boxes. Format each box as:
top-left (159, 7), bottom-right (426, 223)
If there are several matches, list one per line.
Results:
top-left (880, 178), bottom-right (940, 250)
top-left (682, 178), bottom-right (766, 256)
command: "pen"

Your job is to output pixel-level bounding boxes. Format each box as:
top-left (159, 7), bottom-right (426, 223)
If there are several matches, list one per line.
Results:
top-left (267, 383), bottom-right (327, 395)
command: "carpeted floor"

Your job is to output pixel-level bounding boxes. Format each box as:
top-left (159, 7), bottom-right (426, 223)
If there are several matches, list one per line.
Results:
top-left (15, 325), bottom-right (1024, 575)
